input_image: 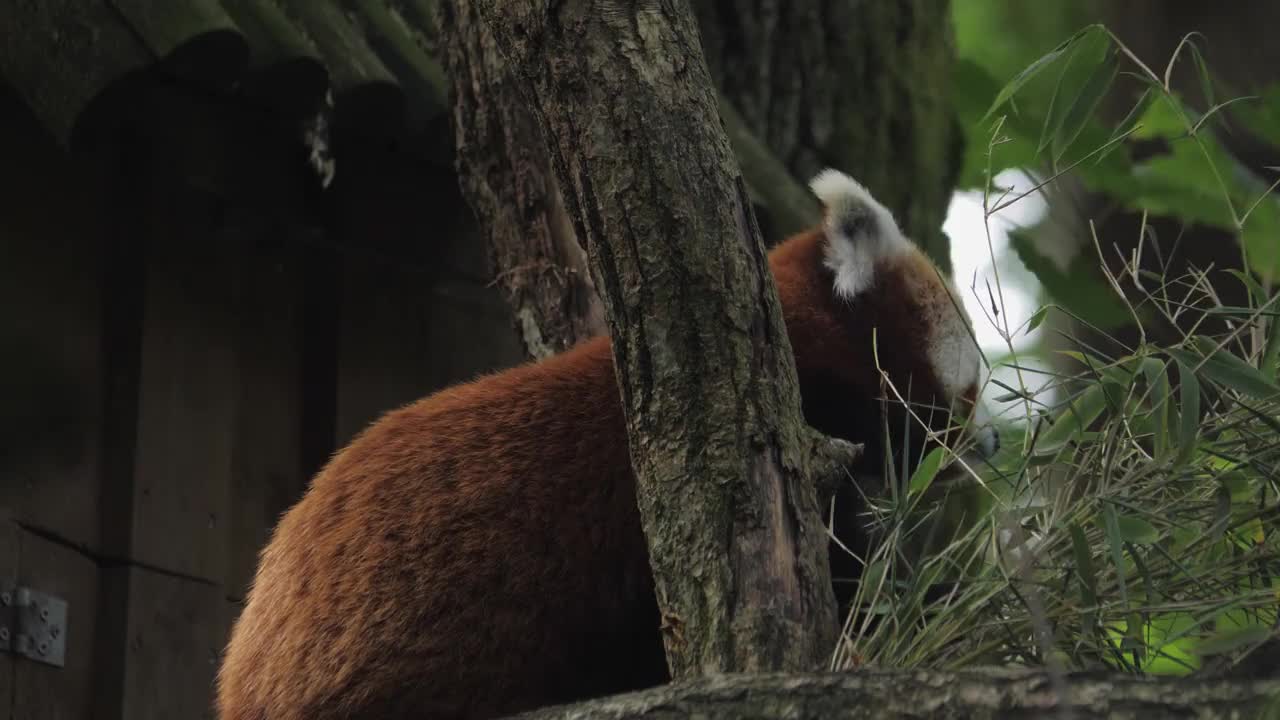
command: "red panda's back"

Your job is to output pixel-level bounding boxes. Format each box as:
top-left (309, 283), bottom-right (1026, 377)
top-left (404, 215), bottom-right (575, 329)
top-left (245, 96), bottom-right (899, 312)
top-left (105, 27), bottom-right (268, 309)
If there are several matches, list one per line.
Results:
top-left (216, 336), bottom-right (668, 720)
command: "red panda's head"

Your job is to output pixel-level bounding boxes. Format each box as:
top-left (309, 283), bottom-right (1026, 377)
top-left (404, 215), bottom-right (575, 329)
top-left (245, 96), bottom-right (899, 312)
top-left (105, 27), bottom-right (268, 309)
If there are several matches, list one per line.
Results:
top-left (771, 169), bottom-right (998, 476)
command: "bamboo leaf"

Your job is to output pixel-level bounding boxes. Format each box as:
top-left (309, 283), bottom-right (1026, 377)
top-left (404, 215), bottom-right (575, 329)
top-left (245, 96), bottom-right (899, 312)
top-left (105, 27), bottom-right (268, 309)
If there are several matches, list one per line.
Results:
top-left (1208, 486), bottom-right (1232, 544)
top-left (981, 25), bottom-right (1102, 122)
top-left (1033, 381), bottom-right (1111, 456)
top-left (1141, 357), bottom-right (1171, 462)
top-left (1116, 516), bottom-right (1160, 545)
top-left (1027, 306), bottom-right (1050, 334)
top-left (1072, 523), bottom-right (1099, 638)
top-left (1196, 624), bottom-right (1274, 656)
top-left (907, 447), bottom-right (946, 498)
top-left (1054, 49), bottom-right (1119, 163)
top-left (1174, 358), bottom-right (1201, 468)
top-left (1168, 342), bottom-right (1280, 399)
top-left (1102, 504), bottom-right (1130, 608)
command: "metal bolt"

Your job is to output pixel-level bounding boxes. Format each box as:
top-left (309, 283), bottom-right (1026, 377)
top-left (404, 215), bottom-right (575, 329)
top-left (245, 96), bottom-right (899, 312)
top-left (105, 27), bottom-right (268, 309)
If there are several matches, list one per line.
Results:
top-left (1, 592), bottom-right (10, 606)
top-left (39, 607), bottom-right (48, 622)
top-left (38, 642), bottom-right (47, 656)
top-left (0, 628), bottom-right (9, 642)
top-left (50, 627), bottom-right (59, 639)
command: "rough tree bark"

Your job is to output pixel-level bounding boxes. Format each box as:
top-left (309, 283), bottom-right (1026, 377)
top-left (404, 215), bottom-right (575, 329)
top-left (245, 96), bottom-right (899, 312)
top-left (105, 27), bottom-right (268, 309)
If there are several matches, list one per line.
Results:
top-left (438, 0), bottom-right (606, 358)
top-left (513, 670), bottom-right (1280, 719)
top-left (438, 1), bottom-right (825, 356)
top-left (475, 0), bottom-right (842, 678)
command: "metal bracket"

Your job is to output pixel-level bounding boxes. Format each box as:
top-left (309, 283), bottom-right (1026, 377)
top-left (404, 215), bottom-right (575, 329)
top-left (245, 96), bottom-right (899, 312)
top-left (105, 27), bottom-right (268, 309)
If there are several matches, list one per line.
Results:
top-left (0, 584), bottom-right (67, 668)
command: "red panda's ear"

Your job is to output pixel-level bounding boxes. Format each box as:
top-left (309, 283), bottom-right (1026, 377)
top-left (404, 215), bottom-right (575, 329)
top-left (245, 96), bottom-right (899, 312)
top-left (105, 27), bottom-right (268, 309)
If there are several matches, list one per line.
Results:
top-left (808, 169), bottom-right (911, 298)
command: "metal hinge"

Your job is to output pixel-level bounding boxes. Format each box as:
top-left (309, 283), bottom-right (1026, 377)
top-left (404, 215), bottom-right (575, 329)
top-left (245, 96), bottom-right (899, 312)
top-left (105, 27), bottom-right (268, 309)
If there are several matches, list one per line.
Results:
top-left (0, 584), bottom-right (67, 668)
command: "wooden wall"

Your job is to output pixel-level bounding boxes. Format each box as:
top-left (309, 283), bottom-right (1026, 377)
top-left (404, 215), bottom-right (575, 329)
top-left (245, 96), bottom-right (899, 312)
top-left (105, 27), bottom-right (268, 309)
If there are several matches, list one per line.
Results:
top-left (0, 78), bottom-right (521, 719)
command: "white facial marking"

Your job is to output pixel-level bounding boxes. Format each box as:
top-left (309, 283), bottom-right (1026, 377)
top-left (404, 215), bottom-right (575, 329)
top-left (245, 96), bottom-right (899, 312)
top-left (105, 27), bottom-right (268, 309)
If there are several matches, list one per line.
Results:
top-left (808, 169), bottom-right (910, 298)
top-left (927, 282), bottom-right (998, 457)
top-left (929, 279), bottom-right (982, 401)
top-left (971, 402), bottom-right (999, 458)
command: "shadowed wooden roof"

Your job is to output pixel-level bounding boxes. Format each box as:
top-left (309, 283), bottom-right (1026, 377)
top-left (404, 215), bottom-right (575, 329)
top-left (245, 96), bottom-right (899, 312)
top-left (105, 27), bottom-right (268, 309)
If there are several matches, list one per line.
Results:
top-left (0, 0), bottom-right (448, 154)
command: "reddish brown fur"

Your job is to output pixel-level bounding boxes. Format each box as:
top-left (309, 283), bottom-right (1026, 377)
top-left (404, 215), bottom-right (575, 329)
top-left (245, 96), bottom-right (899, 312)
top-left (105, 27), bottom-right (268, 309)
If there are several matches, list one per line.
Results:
top-left (217, 228), bottom-right (970, 720)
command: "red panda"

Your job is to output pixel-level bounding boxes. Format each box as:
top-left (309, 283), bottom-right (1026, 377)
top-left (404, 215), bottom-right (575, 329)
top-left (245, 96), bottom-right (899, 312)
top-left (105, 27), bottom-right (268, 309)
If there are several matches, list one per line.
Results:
top-left (216, 169), bottom-right (997, 720)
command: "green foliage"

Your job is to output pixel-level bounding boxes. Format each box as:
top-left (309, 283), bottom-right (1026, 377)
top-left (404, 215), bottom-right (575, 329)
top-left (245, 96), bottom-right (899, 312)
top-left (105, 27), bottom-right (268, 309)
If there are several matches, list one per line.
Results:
top-left (835, 296), bottom-right (1280, 674)
top-left (833, 25), bottom-right (1280, 678)
top-left (1007, 228), bottom-right (1131, 331)
top-left (951, 24), bottom-right (1280, 281)
top-left (952, 0), bottom-right (1100, 89)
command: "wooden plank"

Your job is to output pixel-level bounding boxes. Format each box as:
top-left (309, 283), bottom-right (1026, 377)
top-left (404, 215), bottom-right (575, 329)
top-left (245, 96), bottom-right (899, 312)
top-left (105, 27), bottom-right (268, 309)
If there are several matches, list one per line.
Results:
top-left (333, 256), bottom-right (437, 446)
top-left (127, 185), bottom-right (243, 584)
top-left (119, 568), bottom-right (233, 720)
top-left (329, 147), bottom-right (521, 447)
top-left (0, 511), bottom-right (17, 720)
top-left (0, 86), bottom-right (106, 552)
top-left (332, 260), bottom-right (521, 447)
top-left (225, 226), bottom-right (307, 598)
top-left (10, 528), bottom-right (99, 720)
top-left (128, 80), bottom-right (313, 586)
top-left (424, 279), bottom-right (524, 388)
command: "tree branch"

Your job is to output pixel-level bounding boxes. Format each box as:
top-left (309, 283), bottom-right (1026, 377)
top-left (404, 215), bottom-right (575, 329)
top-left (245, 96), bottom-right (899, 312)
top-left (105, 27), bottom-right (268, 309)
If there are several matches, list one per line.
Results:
top-left (513, 669), bottom-right (1280, 719)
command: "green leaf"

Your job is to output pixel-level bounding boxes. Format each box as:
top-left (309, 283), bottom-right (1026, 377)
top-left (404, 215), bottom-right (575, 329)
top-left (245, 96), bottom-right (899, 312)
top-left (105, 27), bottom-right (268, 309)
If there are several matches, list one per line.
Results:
top-left (1141, 358), bottom-right (1171, 462)
top-left (1241, 194), bottom-right (1280, 279)
top-left (981, 25), bottom-right (1103, 122)
top-left (1053, 50), bottom-right (1119, 164)
top-left (907, 447), bottom-right (946, 498)
top-left (1188, 40), bottom-right (1218, 121)
top-left (1126, 611), bottom-right (1147, 662)
top-left (1219, 471), bottom-right (1253, 502)
top-left (1106, 87), bottom-right (1156, 147)
top-left (1209, 485), bottom-right (1232, 544)
top-left (1120, 140), bottom-right (1239, 229)
top-left (1070, 523), bottom-right (1099, 639)
top-left (1141, 613), bottom-right (1203, 676)
top-left (1033, 381), bottom-right (1111, 456)
top-left (863, 559), bottom-right (888, 593)
top-left (1204, 305), bottom-right (1280, 318)
top-left (1185, 338), bottom-right (1280, 399)
top-left (1132, 93), bottom-right (1189, 140)
top-left (1232, 83), bottom-right (1280, 148)
top-left (951, 61), bottom-right (1041, 189)
top-left (1026, 306), bottom-right (1050, 334)
top-left (1266, 301), bottom-right (1280, 380)
top-left (1070, 523), bottom-right (1097, 592)
top-left (1116, 516), bottom-right (1160, 545)
top-left (1196, 624), bottom-right (1274, 656)
top-left (1174, 359), bottom-right (1201, 468)
top-left (1037, 60), bottom-right (1067, 156)
top-left (1009, 230), bottom-right (1132, 331)
top-left (1230, 516), bottom-right (1267, 549)
top-left (1102, 504), bottom-right (1130, 608)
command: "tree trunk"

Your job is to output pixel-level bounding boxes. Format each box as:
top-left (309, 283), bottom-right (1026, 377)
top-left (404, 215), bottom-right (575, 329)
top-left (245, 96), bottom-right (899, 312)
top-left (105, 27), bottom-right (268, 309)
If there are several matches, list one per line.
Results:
top-left (437, 0), bottom-right (606, 358)
top-left (476, 0), bottom-right (839, 678)
top-left (512, 670), bottom-right (1280, 719)
top-left (694, 0), bottom-right (963, 271)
